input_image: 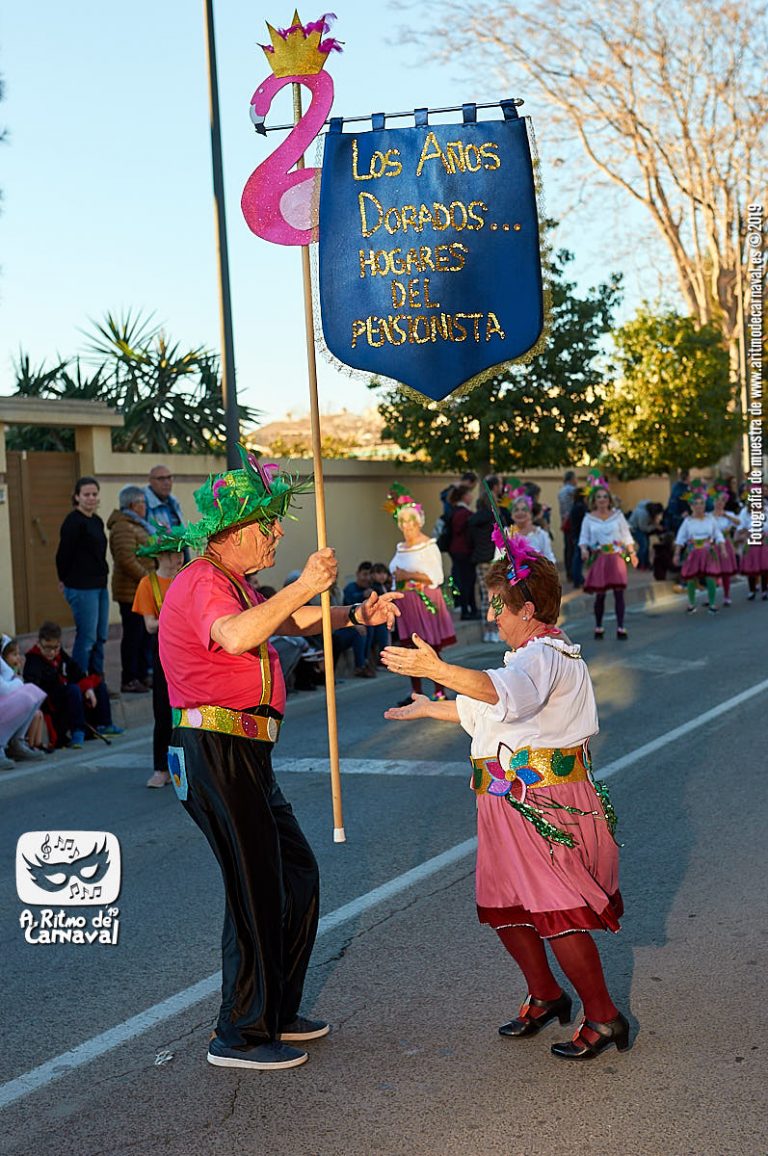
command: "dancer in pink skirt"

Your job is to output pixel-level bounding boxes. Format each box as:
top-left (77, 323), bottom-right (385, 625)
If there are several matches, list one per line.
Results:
top-left (382, 536), bottom-right (628, 1061)
top-left (672, 487), bottom-right (725, 613)
top-left (712, 487), bottom-right (740, 606)
top-left (578, 475), bottom-right (637, 640)
top-left (385, 484), bottom-right (456, 705)
top-left (736, 488), bottom-right (768, 601)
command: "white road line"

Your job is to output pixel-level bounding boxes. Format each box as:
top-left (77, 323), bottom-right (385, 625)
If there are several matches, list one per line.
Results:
top-left (0, 838), bottom-right (477, 1111)
top-left (596, 678), bottom-right (768, 779)
top-left (1, 676), bottom-right (765, 1110)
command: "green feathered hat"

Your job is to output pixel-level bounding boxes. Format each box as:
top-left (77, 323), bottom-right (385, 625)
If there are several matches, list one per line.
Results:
top-left (136, 445), bottom-right (313, 556)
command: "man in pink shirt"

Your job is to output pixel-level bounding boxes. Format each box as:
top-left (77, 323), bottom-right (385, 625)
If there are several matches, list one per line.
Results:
top-left (154, 449), bottom-right (401, 1071)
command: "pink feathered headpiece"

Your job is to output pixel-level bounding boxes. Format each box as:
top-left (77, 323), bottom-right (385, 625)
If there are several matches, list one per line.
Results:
top-left (491, 525), bottom-right (540, 588)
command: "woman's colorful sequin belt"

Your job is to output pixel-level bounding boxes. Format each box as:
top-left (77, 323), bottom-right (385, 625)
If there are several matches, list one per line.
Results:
top-left (172, 705), bottom-right (281, 743)
top-left (691, 537), bottom-right (711, 548)
top-left (470, 745), bottom-right (589, 796)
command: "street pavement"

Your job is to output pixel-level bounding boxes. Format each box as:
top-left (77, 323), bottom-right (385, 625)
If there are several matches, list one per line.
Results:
top-left (0, 577), bottom-right (766, 1155)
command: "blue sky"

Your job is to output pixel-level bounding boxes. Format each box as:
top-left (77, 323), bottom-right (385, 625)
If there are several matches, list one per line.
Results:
top-left (0, 3), bottom-right (666, 426)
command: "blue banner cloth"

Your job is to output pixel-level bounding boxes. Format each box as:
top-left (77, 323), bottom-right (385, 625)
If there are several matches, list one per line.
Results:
top-left (318, 107), bottom-right (543, 402)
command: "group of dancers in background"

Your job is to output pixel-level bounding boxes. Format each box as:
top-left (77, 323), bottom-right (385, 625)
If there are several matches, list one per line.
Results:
top-left (387, 471), bottom-right (768, 694)
top-left (565, 473), bottom-right (768, 639)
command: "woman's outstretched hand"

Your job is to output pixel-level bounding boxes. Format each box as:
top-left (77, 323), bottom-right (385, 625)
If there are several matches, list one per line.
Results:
top-left (381, 634), bottom-right (441, 680)
top-left (383, 693), bottom-right (431, 720)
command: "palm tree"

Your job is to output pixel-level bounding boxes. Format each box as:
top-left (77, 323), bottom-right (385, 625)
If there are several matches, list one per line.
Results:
top-left (10, 310), bottom-right (258, 454)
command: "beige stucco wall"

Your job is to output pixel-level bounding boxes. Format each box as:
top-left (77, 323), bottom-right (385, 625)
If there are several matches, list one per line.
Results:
top-left (0, 413), bottom-right (674, 633)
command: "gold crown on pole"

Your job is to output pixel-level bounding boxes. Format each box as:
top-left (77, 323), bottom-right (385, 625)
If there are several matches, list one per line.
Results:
top-left (261, 10), bottom-right (341, 78)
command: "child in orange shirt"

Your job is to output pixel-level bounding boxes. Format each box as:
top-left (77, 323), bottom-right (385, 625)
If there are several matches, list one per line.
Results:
top-left (132, 551), bottom-right (184, 787)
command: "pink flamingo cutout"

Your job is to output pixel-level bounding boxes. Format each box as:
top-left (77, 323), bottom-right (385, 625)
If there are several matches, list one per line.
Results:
top-left (241, 68), bottom-right (334, 246)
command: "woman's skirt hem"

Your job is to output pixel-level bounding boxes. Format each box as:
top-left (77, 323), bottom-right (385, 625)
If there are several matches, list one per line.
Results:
top-left (395, 588), bottom-right (456, 648)
top-left (740, 543), bottom-right (768, 574)
top-left (583, 553), bottom-right (628, 593)
top-left (477, 890), bottom-right (623, 938)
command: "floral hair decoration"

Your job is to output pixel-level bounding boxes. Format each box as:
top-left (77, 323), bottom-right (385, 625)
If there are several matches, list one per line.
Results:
top-left (383, 482), bottom-right (423, 521)
top-left (490, 524), bottom-right (539, 602)
top-left (682, 479), bottom-right (709, 504)
top-left (583, 468), bottom-right (610, 504)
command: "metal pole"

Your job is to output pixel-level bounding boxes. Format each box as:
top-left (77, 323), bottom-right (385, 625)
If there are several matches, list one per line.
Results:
top-left (203, 0), bottom-right (240, 469)
top-left (292, 81), bottom-right (345, 843)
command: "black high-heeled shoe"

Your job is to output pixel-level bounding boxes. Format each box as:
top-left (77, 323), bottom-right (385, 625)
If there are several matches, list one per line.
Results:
top-left (551, 1013), bottom-right (630, 1059)
top-left (499, 991), bottom-right (573, 1038)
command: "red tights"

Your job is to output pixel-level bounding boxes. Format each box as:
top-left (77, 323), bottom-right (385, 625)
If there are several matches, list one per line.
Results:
top-left (496, 924), bottom-right (619, 1023)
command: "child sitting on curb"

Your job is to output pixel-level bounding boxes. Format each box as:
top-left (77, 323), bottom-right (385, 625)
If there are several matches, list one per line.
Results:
top-left (23, 621), bottom-right (124, 749)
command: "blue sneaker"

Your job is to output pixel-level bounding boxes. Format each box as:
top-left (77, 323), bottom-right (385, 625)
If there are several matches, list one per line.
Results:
top-left (97, 724), bottom-right (125, 736)
top-left (278, 1016), bottom-right (330, 1041)
top-left (70, 730), bottom-right (86, 749)
top-left (207, 1037), bottom-right (307, 1070)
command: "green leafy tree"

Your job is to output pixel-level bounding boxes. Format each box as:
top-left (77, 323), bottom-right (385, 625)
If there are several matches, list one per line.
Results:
top-left (605, 308), bottom-right (739, 477)
top-left (371, 248), bottom-right (621, 475)
top-left (8, 310), bottom-right (258, 454)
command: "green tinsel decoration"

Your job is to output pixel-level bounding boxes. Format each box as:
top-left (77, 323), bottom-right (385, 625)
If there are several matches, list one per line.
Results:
top-left (417, 589), bottom-right (437, 614)
top-left (505, 796), bottom-right (577, 849)
top-left (591, 777), bottom-right (619, 837)
top-left (442, 576), bottom-right (459, 609)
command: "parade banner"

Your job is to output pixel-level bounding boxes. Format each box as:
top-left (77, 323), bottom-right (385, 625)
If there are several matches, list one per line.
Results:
top-left (318, 104), bottom-right (543, 402)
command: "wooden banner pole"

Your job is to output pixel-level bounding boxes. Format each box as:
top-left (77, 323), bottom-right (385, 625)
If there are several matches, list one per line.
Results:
top-left (292, 81), bottom-right (345, 843)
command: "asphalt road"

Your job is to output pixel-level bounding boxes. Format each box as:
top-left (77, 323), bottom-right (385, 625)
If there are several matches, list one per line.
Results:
top-left (0, 587), bottom-right (766, 1155)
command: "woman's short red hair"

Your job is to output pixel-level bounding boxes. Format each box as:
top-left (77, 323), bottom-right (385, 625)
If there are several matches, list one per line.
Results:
top-left (485, 556), bottom-right (562, 625)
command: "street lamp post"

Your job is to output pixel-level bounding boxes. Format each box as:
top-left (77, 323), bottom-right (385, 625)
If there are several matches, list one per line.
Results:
top-left (203, 0), bottom-right (240, 469)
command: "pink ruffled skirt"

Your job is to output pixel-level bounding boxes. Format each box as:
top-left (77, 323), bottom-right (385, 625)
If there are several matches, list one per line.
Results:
top-left (395, 588), bottom-right (456, 649)
top-left (583, 552), bottom-right (627, 593)
top-left (718, 538), bottom-right (738, 576)
top-left (475, 783), bottom-right (622, 938)
top-left (740, 541), bottom-right (768, 574)
top-left (681, 544), bottom-right (722, 578)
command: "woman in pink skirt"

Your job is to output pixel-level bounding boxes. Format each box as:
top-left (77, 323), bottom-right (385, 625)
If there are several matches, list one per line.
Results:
top-left (712, 488), bottom-right (740, 606)
top-left (736, 489), bottom-right (768, 601)
top-left (578, 479), bottom-right (637, 640)
top-left (386, 485), bottom-right (456, 706)
top-left (383, 538), bottom-right (628, 1061)
top-left (672, 489), bottom-right (725, 613)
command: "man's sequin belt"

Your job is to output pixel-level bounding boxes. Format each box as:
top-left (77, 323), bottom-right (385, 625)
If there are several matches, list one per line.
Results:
top-left (470, 745), bottom-right (589, 796)
top-left (172, 705), bottom-right (281, 743)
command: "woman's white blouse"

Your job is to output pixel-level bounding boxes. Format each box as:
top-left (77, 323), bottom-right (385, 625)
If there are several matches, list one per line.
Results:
top-left (521, 527), bottom-right (556, 564)
top-left (674, 514), bottom-right (724, 548)
top-left (389, 538), bottom-right (444, 588)
top-left (715, 513), bottom-right (738, 536)
top-left (578, 511), bottom-right (634, 551)
top-left (455, 637), bottom-right (599, 757)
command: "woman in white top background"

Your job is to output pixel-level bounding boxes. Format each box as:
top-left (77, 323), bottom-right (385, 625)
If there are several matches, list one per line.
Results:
top-left (510, 495), bottom-right (557, 564)
top-left (712, 487), bottom-right (740, 606)
top-left (578, 476), bottom-right (637, 641)
top-left (735, 486), bottom-right (768, 601)
top-left (386, 485), bottom-right (456, 706)
top-left (672, 487), bottom-right (725, 613)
